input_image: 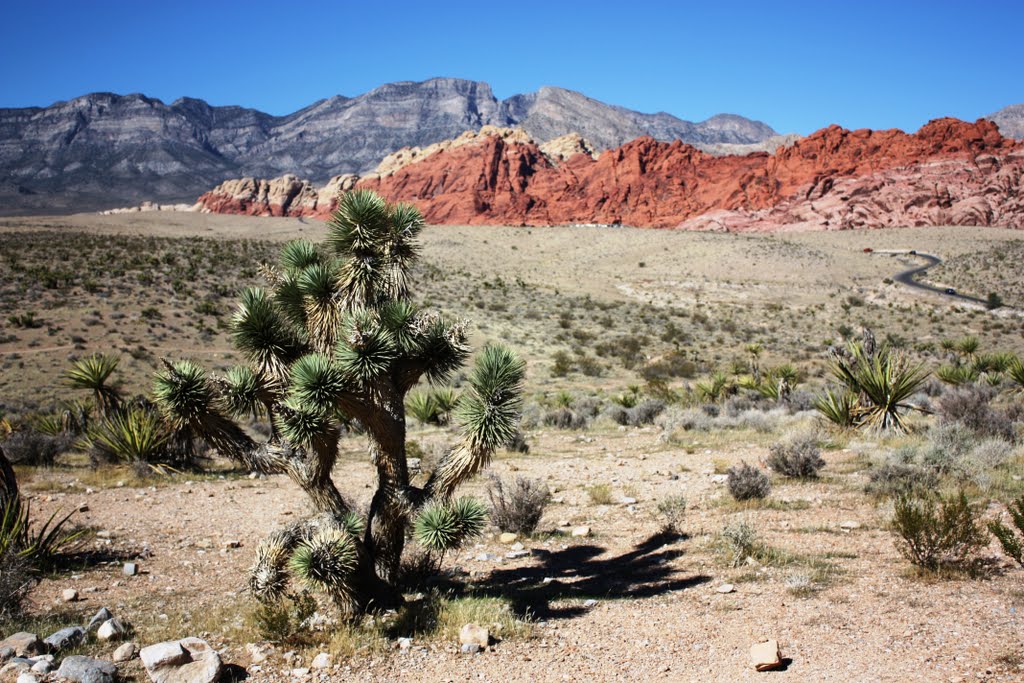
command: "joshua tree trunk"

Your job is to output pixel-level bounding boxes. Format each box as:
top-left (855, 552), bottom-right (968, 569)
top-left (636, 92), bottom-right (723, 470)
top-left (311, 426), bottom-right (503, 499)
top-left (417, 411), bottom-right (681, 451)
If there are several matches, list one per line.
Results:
top-left (0, 446), bottom-right (18, 513)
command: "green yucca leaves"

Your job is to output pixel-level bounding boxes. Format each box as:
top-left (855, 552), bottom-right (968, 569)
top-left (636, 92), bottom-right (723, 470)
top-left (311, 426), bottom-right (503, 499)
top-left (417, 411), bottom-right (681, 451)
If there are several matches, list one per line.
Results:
top-left (288, 529), bottom-right (358, 591)
top-left (233, 288), bottom-right (302, 369)
top-left (289, 354), bottom-right (348, 412)
top-left (279, 239), bottom-right (321, 273)
top-left (334, 311), bottom-right (396, 383)
top-left (88, 406), bottom-right (170, 463)
top-left (221, 366), bottom-right (266, 418)
top-left (936, 364), bottom-right (979, 386)
top-left (66, 354), bottom-right (121, 416)
top-left (413, 497), bottom-right (487, 552)
top-left (154, 360), bottom-right (214, 425)
top-left (456, 345), bottom-right (525, 453)
top-left (405, 390), bottom-right (441, 425)
top-left (1009, 357), bottom-right (1024, 389)
top-left (695, 371), bottom-right (730, 403)
top-left (814, 387), bottom-right (858, 428)
top-left (275, 397), bottom-right (331, 447)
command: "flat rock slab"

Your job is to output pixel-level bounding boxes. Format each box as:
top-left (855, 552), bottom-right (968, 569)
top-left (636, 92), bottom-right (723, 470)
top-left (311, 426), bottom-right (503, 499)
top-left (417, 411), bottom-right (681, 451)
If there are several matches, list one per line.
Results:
top-left (140, 637), bottom-right (222, 683)
top-left (56, 655), bottom-right (118, 683)
top-left (750, 639), bottom-right (783, 671)
top-left (43, 626), bottom-right (84, 653)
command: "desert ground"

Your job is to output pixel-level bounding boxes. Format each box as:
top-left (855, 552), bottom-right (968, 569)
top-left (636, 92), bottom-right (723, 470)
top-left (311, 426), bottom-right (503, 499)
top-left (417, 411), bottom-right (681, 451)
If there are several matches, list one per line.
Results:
top-left (1, 213), bottom-right (1022, 682)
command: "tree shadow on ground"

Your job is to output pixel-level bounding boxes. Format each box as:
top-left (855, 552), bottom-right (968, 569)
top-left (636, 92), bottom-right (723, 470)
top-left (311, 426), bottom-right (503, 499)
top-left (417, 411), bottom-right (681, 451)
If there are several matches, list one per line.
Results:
top-left (471, 530), bottom-right (711, 622)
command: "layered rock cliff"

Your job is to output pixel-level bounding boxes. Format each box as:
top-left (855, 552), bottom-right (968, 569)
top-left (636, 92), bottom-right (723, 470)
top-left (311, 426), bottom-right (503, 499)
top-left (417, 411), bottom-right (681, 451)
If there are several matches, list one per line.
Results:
top-left (195, 118), bottom-right (1024, 231)
top-left (0, 78), bottom-right (777, 214)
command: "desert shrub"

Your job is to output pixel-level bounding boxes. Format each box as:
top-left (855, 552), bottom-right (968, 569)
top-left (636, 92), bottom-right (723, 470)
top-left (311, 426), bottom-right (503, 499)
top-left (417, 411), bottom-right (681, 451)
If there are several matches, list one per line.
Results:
top-left (543, 408), bottom-right (589, 430)
top-left (252, 590), bottom-right (319, 641)
top-left (639, 351), bottom-right (697, 382)
top-left (0, 546), bottom-right (31, 618)
top-left (606, 399), bottom-right (666, 427)
top-left (891, 490), bottom-right (987, 571)
top-left (726, 462), bottom-right (771, 501)
top-left (866, 462), bottom-right (940, 498)
top-left (504, 430), bottom-right (530, 454)
top-left (937, 385), bottom-right (1015, 442)
top-left (487, 476), bottom-right (550, 534)
top-left (721, 409), bottom-right (783, 433)
top-left (988, 496), bottom-right (1024, 567)
top-left (767, 431), bottom-right (825, 479)
top-left (655, 494), bottom-right (686, 534)
top-left (657, 406), bottom-right (713, 438)
top-left (1, 430), bottom-right (68, 467)
top-left (587, 483), bottom-right (614, 505)
top-left (85, 405), bottom-right (171, 466)
top-left (721, 519), bottom-right (758, 567)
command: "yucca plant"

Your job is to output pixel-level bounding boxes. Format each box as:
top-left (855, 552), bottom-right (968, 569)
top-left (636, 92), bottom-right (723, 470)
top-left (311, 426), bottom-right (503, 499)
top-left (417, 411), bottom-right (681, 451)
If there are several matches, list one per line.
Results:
top-left (86, 405), bottom-right (172, 467)
top-left (65, 354), bottom-right (122, 418)
top-left (818, 335), bottom-right (929, 434)
top-left (936, 364), bottom-right (979, 386)
top-left (152, 190), bottom-right (524, 617)
top-left (695, 371), bottom-right (731, 403)
top-left (1008, 357), bottom-right (1024, 391)
top-left (405, 390), bottom-right (441, 425)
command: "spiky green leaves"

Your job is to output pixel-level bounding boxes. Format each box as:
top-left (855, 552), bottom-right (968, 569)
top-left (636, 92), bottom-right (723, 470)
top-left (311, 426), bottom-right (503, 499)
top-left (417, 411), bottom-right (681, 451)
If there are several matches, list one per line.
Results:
top-left (327, 190), bottom-right (424, 306)
top-left (413, 497), bottom-right (487, 552)
top-left (275, 397), bottom-right (332, 447)
top-left (456, 345), bottom-right (525, 453)
top-left (233, 288), bottom-right (302, 372)
top-left (279, 239), bottom-right (322, 273)
top-left (288, 529), bottom-right (358, 592)
top-left (66, 354), bottom-right (121, 416)
top-left (221, 366), bottom-right (268, 418)
top-left (290, 354), bottom-right (347, 413)
top-left (154, 360), bottom-right (215, 426)
top-left (334, 311), bottom-right (396, 384)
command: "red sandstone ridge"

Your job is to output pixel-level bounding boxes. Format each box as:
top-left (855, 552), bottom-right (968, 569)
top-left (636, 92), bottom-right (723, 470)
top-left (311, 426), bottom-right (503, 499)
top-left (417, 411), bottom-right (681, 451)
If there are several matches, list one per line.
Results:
top-left (194, 118), bottom-right (1024, 230)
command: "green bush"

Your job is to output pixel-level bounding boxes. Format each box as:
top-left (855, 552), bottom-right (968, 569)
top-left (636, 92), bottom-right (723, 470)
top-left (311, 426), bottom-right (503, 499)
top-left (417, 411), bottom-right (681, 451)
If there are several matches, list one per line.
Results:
top-left (891, 490), bottom-right (987, 571)
top-left (988, 496), bottom-right (1024, 567)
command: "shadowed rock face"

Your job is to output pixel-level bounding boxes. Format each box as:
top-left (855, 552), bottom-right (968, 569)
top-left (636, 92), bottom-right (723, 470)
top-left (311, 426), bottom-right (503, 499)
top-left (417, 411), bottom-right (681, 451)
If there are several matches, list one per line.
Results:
top-left (197, 117), bottom-right (1024, 231)
top-left (0, 78), bottom-right (776, 214)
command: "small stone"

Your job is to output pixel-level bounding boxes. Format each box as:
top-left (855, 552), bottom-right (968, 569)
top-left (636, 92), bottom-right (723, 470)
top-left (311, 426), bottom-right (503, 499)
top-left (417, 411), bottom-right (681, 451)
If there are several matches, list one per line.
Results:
top-left (17, 672), bottom-right (39, 683)
top-left (396, 638), bottom-right (413, 651)
top-left (96, 618), bottom-right (128, 642)
top-left (583, 599), bottom-right (598, 608)
top-left (291, 667), bottom-right (310, 676)
top-left (223, 540), bottom-right (242, 549)
top-left (61, 588), bottom-right (79, 603)
top-left (86, 608), bottom-right (113, 633)
top-left (750, 639), bottom-right (783, 671)
top-left (122, 562), bottom-right (139, 576)
top-left (459, 623), bottom-right (489, 649)
top-left (55, 655), bottom-right (117, 683)
top-left (310, 653), bottom-right (330, 669)
top-left (0, 647), bottom-right (13, 663)
top-left (0, 634), bottom-right (44, 659)
top-left (510, 542), bottom-right (524, 551)
top-left (506, 550), bottom-right (529, 559)
top-left (30, 659), bottom-right (52, 673)
top-left (620, 496), bottom-right (638, 505)
top-left (571, 526), bottom-right (590, 537)
top-left (460, 643), bottom-right (481, 655)
top-left (245, 644), bottom-right (268, 664)
top-left (717, 584), bottom-right (736, 594)
top-left (839, 520), bottom-right (860, 531)
top-left (43, 626), bottom-right (84, 653)
top-left (498, 532), bottom-right (518, 544)
top-left (112, 642), bottom-right (137, 663)
top-left (710, 474), bottom-right (729, 484)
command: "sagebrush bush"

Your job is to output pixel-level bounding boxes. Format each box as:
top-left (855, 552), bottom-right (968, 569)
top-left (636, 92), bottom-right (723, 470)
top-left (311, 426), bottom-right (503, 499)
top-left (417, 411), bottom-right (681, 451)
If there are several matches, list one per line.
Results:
top-left (891, 490), bottom-right (987, 571)
top-left (767, 431), bottom-right (825, 478)
top-left (543, 408), bottom-right (589, 430)
top-left (1, 430), bottom-right (68, 467)
top-left (866, 461), bottom-right (940, 498)
top-left (487, 476), bottom-right (550, 534)
top-left (606, 399), bottom-right (666, 427)
top-left (655, 494), bottom-right (686, 534)
top-left (721, 519), bottom-right (758, 567)
top-left (937, 385), bottom-right (1015, 441)
top-left (727, 462), bottom-right (771, 501)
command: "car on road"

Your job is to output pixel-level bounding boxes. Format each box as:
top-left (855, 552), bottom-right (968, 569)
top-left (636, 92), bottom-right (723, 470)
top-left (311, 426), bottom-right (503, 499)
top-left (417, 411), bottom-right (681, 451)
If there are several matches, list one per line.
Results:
top-left (909, 250), bottom-right (917, 255)
top-left (943, 288), bottom-right (957, 295)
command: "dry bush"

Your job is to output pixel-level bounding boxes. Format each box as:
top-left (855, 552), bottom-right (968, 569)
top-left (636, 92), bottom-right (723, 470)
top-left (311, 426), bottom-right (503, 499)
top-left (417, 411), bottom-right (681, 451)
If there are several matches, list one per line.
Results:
top-left (891, 490), bottom-right (987, 571)
top-left (487, 476), bottom-right (550, 535)
top-left (767, 431), bottom-right (825, 479)
top-left (726, 462), bottom-right (771, 501)
top-left (937, 385), bottom-right (1015, 442)
top-left (1, 431), bottom-right (69, 467)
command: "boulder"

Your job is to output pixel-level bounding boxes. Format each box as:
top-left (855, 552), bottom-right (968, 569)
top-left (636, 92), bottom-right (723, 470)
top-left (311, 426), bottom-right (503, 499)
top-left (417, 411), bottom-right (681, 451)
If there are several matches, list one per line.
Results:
top-left (96, 619), bottom-right (128, 642)
top-left (750, 639), bottom-right (783, 671)
top-left (0, 634), bottom-right (44, 658)
top-left (112, 643), bottom-right (137, 663)
top-left (61, 589), bottom-right (79, 603)
top-left (498, 532), bottom-right (518, 544)
top-left (310, 653), bottom-right (330, 669)
top-left (55, 655), bottom-right (117, 683)
top-left (86, 608), bottom-right (113, 633)
top-left (458, 623), bottom-right (489, 649)
top-left (140, 637), bottom-right (222, 683)
top-left (42, 626), bottom-right (84, 653)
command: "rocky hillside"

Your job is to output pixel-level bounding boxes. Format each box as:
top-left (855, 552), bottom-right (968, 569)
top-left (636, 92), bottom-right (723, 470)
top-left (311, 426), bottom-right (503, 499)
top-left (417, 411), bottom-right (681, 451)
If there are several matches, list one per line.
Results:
top-left (986, 103), bottom-right (1024, 139)
top-left (0, 78), bottom-right (776, 213)
top-left (195, 119), bottom-right (1024, 231)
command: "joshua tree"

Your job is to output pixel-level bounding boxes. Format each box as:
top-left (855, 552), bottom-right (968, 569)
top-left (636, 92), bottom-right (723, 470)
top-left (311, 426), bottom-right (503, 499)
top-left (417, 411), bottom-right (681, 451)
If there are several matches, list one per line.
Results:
top-left (152, 190), bottom-right (524, 617)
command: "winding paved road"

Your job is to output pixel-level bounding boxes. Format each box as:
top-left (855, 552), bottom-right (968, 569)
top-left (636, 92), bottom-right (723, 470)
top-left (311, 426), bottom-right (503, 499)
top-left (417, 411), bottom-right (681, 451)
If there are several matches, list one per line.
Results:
top-left (889, 251), bottom-right (986, 305)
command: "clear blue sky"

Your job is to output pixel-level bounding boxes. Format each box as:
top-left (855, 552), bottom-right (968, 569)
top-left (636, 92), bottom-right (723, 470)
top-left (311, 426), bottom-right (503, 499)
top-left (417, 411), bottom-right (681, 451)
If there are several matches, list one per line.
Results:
top-left (1, 0), bottom-right (1020, 135)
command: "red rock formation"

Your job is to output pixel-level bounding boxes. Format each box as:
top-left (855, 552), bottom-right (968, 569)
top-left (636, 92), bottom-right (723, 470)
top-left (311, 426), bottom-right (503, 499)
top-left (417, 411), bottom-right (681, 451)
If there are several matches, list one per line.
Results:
top-left (195, 118), bottom-right (1024, 230)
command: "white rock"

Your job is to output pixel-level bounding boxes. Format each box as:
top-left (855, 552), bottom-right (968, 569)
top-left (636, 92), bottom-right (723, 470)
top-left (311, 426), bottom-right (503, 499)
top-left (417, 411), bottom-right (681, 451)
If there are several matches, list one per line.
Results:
top-left (459, 623), bottom-right (489, 648)
top-left (291, 667), bottom-right (310, 676)
top-left (839, 520), bottom-right (861, 531)
top-left (750, 639), bottom-right (783, 671)
top-left (61, 589), bottom-right (79, 603)
top-left (620, 496), bottom-right (638, 505)
top-left (571, 526), bottom-right (591, 537)
top-left (498, 532), bottom-right (518, 544)
top-left (716, 584), bottom-right (736, 594)
top-left (141, 638), bottom-right (222, 683)
top-left (96, 618), bottom-right (128, 642)
top-left (310, 653), bottom-right (331, 669)
top-left (112, 642), bottom-right (137, 663)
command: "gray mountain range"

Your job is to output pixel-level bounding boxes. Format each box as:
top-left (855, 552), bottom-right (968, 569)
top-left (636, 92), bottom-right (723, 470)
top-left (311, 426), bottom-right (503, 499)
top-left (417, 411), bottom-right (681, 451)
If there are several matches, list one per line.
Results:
top-left (0, 77), bottom-right (778, 214)
top-left (986, 103), bottom-right (1024, 140)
